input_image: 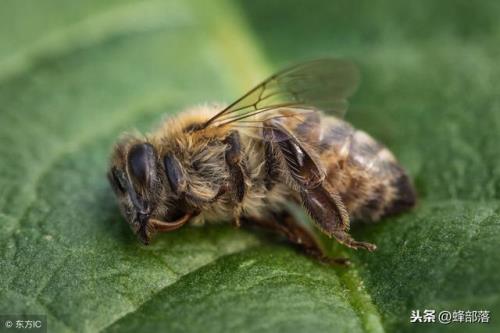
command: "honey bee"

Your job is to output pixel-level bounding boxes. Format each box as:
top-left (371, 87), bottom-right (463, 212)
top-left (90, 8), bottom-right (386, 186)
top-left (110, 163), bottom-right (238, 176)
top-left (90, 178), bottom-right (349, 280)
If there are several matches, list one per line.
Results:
top-left (108, 59), bottom-right (416, 261)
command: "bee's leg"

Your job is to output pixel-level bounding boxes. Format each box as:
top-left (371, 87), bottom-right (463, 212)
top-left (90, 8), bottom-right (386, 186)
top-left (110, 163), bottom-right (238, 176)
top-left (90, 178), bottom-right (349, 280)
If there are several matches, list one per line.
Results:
top-left (263, 119), bottom-right (376, 252)
top-left (300, 184), bottom-right (377, 251)
top-left (241, 213), bottom-right (350, 265)
top-left (223, 131), bottom-right (246, 227)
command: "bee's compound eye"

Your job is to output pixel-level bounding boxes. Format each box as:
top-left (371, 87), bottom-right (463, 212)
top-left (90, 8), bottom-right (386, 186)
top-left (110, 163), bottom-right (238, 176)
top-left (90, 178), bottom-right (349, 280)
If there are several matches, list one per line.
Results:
top-left (128, 143), bottom-right (156, 186)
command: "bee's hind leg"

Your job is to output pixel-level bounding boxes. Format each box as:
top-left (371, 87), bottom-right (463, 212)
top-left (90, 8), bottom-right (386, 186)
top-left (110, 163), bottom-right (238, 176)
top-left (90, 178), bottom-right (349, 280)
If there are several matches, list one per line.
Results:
top-left (241, 212), bottom-right (350, 266)
top-left (263, 119), bottom-right (376, 253)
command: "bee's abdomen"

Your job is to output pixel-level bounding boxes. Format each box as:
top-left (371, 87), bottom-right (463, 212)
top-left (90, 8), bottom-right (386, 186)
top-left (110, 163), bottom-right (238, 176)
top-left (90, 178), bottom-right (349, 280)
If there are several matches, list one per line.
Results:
top-left (387, 166), bottom-right (418, 211)
top-left (326, 118), bottom-right (415, 221)
top-left (290, 112), bottom-right (416, 221)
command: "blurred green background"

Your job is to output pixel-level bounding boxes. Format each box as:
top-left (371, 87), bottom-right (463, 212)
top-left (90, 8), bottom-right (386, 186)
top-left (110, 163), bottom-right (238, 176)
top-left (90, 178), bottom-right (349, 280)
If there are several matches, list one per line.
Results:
top-left (1, 1), bottom-right (499, 332)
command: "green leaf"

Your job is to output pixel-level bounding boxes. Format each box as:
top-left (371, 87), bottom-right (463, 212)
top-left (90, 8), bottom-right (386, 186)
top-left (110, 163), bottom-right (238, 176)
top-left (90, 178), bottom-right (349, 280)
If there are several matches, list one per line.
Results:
top-left (1, 1), bottom-right (499, 333)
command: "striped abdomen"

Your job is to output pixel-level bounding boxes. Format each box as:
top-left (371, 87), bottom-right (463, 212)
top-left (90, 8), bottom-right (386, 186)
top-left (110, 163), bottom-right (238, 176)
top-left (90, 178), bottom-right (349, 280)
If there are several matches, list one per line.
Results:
top-left (289, 111), bottom-right (416, 221)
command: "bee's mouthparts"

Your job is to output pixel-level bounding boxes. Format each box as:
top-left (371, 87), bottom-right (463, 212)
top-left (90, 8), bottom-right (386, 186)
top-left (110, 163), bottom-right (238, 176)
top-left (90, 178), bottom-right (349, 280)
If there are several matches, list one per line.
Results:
top-left (149, 213), bottom-right (192, 232)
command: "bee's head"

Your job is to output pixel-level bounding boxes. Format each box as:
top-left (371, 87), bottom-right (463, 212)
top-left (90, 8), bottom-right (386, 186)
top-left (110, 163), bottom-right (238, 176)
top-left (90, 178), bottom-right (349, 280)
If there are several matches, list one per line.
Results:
top-left (107, 135), bottom-right (191, 245)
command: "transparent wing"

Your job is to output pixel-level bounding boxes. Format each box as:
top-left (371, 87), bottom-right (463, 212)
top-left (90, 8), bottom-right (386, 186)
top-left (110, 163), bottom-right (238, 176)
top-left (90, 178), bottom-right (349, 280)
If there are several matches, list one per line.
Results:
top-left (198, 58), bottom-right (360, 130)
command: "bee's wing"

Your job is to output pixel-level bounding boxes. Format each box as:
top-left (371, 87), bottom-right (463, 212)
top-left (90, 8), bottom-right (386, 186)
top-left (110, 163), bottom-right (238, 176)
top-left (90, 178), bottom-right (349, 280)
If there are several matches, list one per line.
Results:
top-left (198, 58), bottom-right (360, 134)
